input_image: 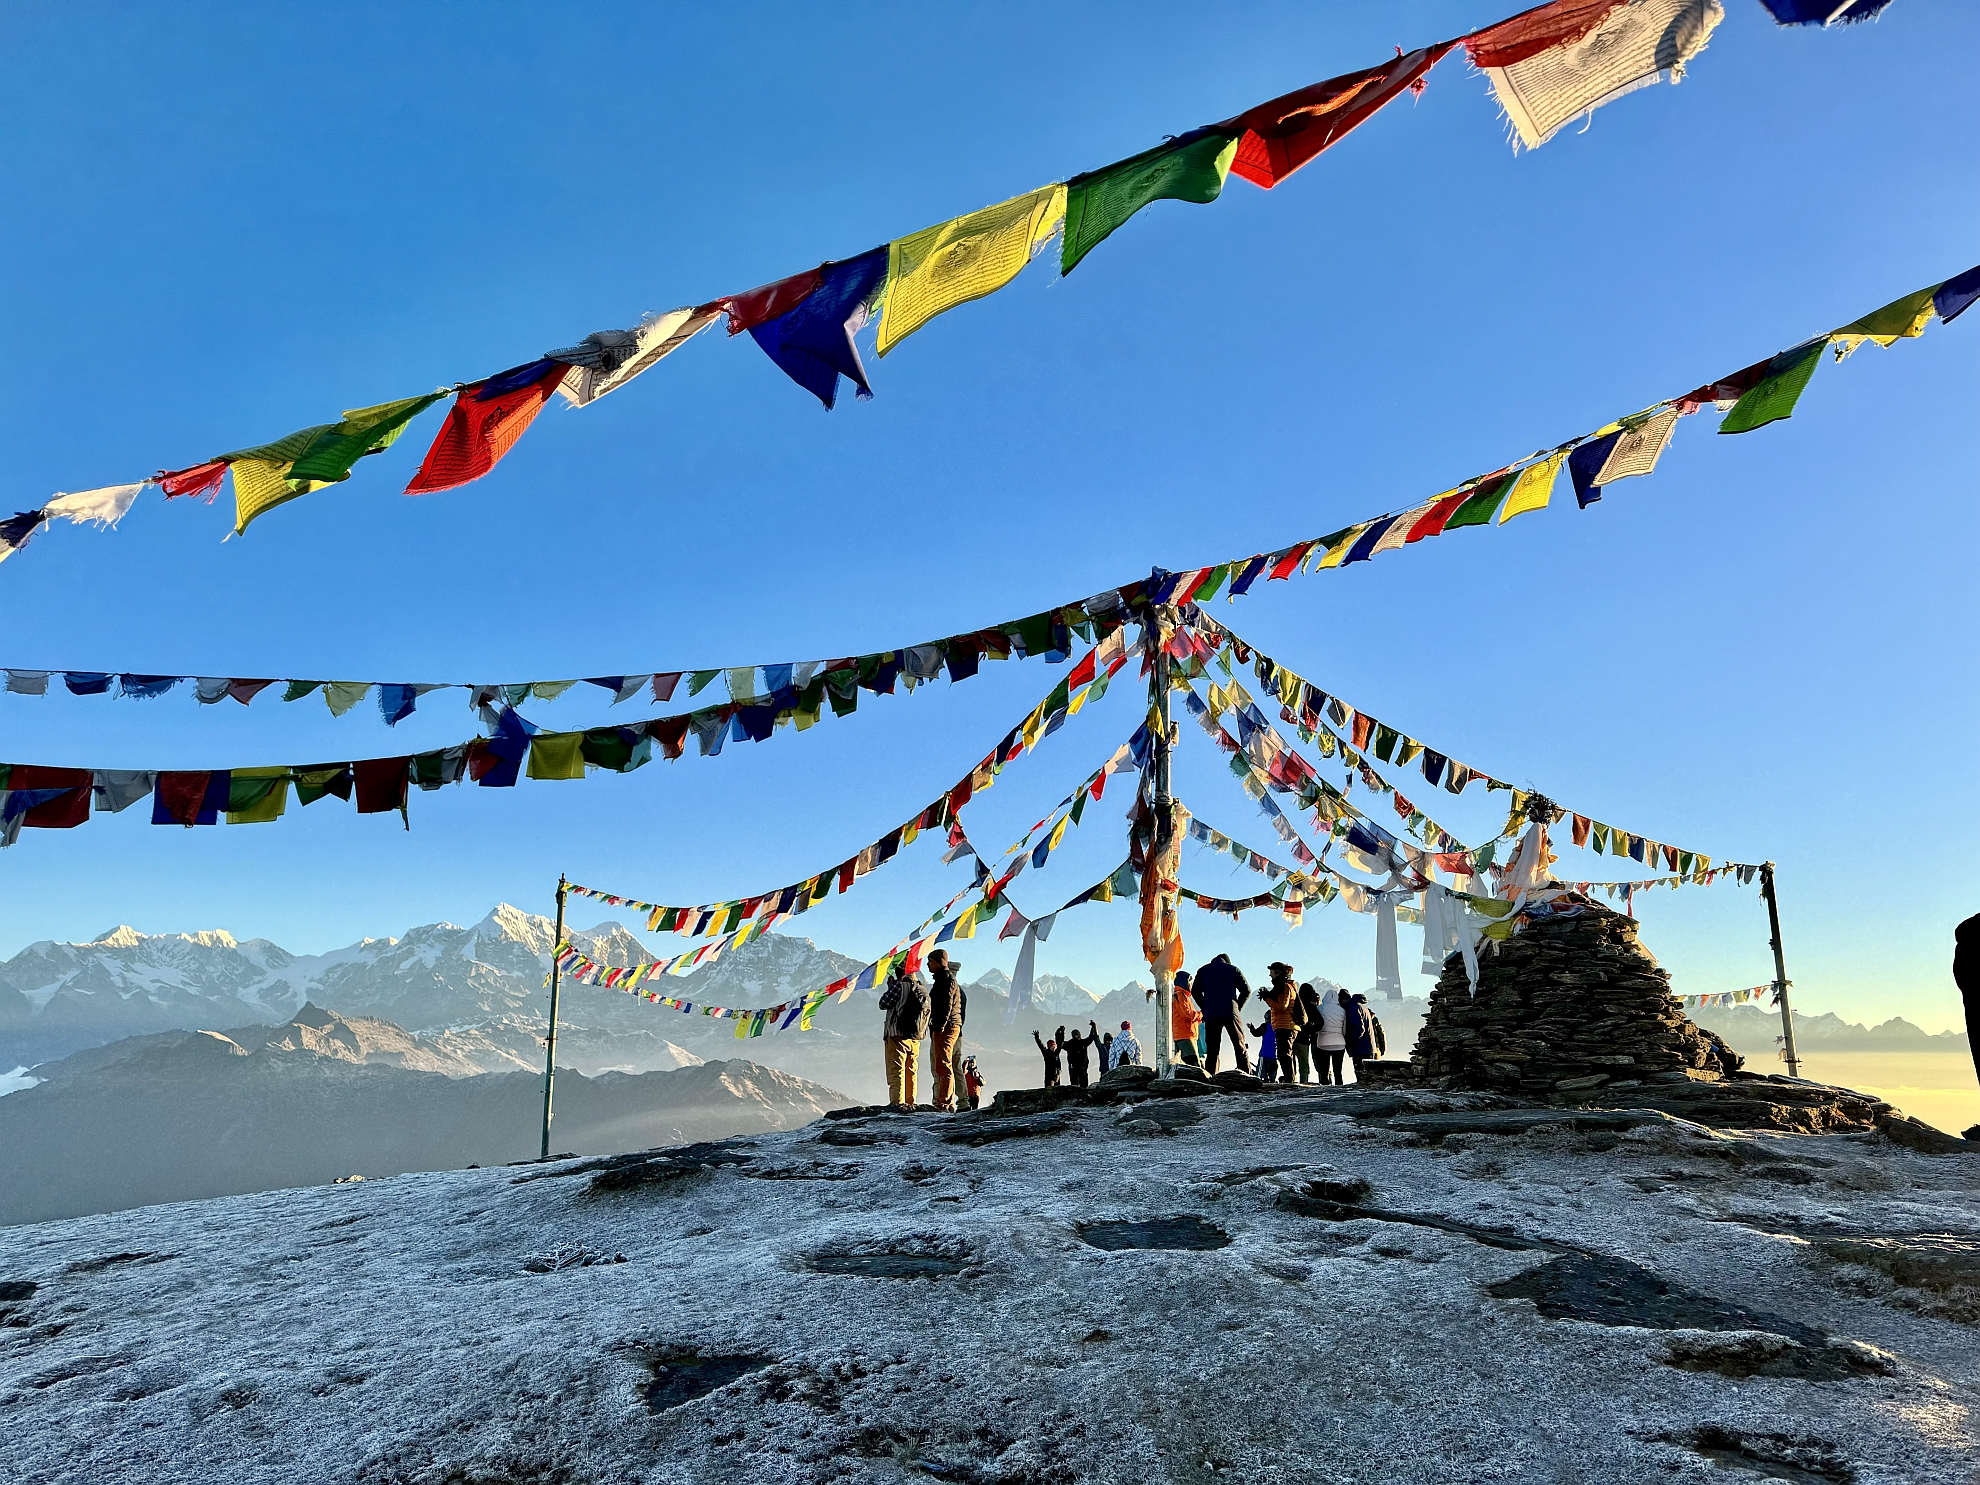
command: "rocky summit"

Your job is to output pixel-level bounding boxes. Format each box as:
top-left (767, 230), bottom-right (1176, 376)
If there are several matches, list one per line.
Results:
top-left (2, 1078), bottom-right (1975, 1483)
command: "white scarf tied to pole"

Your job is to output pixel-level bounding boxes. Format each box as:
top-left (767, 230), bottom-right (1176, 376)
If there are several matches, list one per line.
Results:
top-left (1004, 912), bottom-right (1057, 1024)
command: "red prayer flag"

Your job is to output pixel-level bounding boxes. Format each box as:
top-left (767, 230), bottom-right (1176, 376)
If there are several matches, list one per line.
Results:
top-left (1267, 541), bottom-right (1316, 580)
top-left (1350, 712), bottom-right (1375, 751)
top-left (1675, 358), bottom-right (1772, 416)
top-left (1407, 491), bottom-right (1471, 543)
top-left (1065, 649), bottom-right (1098, 690)
top-left (712, 268), bottom-right (823, 336)
top-left (1572, 813), bottom-right (1591, 847)
top-left (647, 715), bottom-right (691, 761)
top-left (154, 771), bottom-right (215, 826)
top-left (1221, 45), bottom-right (1453, 190)
top-left (1463, 0), bottom-right (1626, 69)
top-left (155, 459), bottom-right (229, 502)
top-left (405, 363), bottom-right (570, 495)
top-left (353, 757), bottom-right (410, 814)
top-left (226, 679), bottom-right (276, 705)
top-left (10, 765), bottom-right (92, 828)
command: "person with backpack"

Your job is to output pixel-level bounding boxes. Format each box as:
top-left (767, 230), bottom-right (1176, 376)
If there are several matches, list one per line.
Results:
top-left (1293, 980), bottom-right (1324, 1084)
top-left (1063, 1020), bottom-right (1102, 1088)
top-left (1260, 962), bottom-right (1302, 1084)
top-left (961, 1056), bottom-right (985, 1110)
top-left (1192, 953), bottom-right (1252, 1074)
top-left (878, 963), bottom-right (931, 1108)
top-left (1344, 990), bottom-right (1381, 1078)
top-left (927, 950), bottom-right (966, 1111)
top-left (1032, 1029), bottom-right (1064, 1088)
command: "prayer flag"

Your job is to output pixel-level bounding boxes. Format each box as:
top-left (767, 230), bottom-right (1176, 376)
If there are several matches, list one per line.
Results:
top-left (1444, 473), bottom-right (1515, 529)
top-left (155, 459), bottom-right (229, 501)
top-left (353, 758), bottom-right (410, 815)
top-left (550, 306), bottom-right (721, 407)
top-left (285, 395), bottom-right (445, 487)
top-left (405, 360), bottom-right (569, 495)
top-left (1465, 0), bottom-right (1628, 69)
top-left (225, 766), bottom-right (290, 825)
top-left (746, 247), bottom-right (890, 408)
top-left (716, 268), bottom-right (823, 335)
top-left (1496, 451), bottom-right (1566, 523)
top-left (1756, 0), bottom-right (1892, 22)
top-left (1060, 127), bottom-right (1239, 274)
top-left (1832, 284), bottom-right (1939, 358)
top-left (1593, 409), bottom-right (1678, 484)
top-left (1934, 264), bottom-right (1980, 325)
top-left (1221, 47), bottom-right (1452, 189)
top-left (1567, 430), bottom-right (1622, 508)
top-left (527, 733), bottom-right (587, 781)
top-left (1719, 339), bottom-right (1826, 434)
top-left (1480, 0), bottom-right (1723, 153)
top-left (875, 184), bottom-right (1067, 356)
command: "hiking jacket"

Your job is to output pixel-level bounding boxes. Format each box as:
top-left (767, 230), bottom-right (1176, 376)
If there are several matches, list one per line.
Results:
top-left (879, 973), bottom-right (931, 1040)
top-left (1193, 957), bottom-right (1250, 1018)
top-left (929, 968), bottom-right (965, 1030)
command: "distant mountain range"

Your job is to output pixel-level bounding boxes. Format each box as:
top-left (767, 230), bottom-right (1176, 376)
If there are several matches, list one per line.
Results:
top-left (0, 1003), bottom-right (850, 1226)
top-left (1687, 1001), bottom-right (1970, 1057)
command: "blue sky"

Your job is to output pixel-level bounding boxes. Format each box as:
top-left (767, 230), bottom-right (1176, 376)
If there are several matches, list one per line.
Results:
top-left (2, 2), bottom-right (1976, 1046)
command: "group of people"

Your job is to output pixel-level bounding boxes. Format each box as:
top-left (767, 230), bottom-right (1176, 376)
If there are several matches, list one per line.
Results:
top-left (877, 950), bottom-right (984, 1111)
top-left (1167, 954), bottom-right (1384, 1084)
top-left (875, 946), bottom-right (1385, 1110)
top-left (1031, 1019), bottom-right (1142, 1088)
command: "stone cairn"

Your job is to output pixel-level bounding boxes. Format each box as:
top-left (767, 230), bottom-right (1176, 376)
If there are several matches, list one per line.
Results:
top-left (1412, 898), bottom-right (1728, 1101)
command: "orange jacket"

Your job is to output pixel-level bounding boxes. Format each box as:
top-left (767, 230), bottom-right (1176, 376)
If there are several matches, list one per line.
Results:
top-left (1263, 981), bottom-right (1301, 1031)
top-left (1171, 984), bottom-right (1203, 1040)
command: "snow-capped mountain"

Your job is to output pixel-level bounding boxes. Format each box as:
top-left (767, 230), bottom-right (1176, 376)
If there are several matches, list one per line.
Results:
top-left (966, 967), bottom-right (1104, 1016)
top-left (0, 906), bottom-right (860, 1070)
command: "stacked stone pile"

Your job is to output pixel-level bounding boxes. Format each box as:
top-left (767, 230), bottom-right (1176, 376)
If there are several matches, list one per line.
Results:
top-left (1413, 900), bottom-right (1729, 1100)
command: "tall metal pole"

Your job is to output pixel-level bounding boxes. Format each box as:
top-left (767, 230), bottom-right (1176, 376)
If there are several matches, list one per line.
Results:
top-left (1758, 862), bottom-right (1801, 1079)
top-left (1148, 603), bottom-right (1175, 1078)
top-left (540, 874), bottom-right (568, 1160)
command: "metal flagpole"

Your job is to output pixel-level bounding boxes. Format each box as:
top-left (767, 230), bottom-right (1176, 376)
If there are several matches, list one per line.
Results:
top-left (540, 873), bottom-right (568, 1160)
top-left (1148, 600), bottom-right (1175, 1078)
top-left (1758, 862), bottom-right (1801, 1078)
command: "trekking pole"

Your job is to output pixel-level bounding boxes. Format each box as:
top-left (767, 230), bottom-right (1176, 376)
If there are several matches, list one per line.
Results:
top-left (540, 873), bottom-right (567, 1160)
top-left (1758, 862), bottom-right (1801, 1078)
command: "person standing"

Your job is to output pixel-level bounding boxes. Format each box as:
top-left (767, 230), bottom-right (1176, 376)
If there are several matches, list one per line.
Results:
top-left (1032, 1029), bottom-right (1064, 1088)
top-left (1956, 915), bottom-right (1980, 1098)
top-left (1294, 981), bottom-right (1323, 1084)
top-left (1314, 982), bottom-right (1348, 1085)
top-left (1260, 962), bottom-right (1301, 1085)
top-left (878, 963), bottom-right (930, 1108)
top-left (1192, 953), bottom-right (1252, 1074)
top-left (927, 950), bottom-right (966, 1111)
top-left (1111, 1021), bottom-right (1142, 1069)
top-left (1247, 1010), bottom-right (1279, 1083)
top-left (1064, 1020), bottom-right (1101, 1088)
top-left (962, 1056), bottom-right (985, 1110)
top-left (1170, 968), bottom-right (1203, 1068)
top-left (1342, 990), bottom-right (1378, 1081)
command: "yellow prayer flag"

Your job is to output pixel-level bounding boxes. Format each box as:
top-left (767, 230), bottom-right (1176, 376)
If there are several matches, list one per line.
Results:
top-left (876, 184), bottom-right (1067, 357)
top-left (324, 681), bottom-right (370, 717)
top-left (1497, 452), bottom-right (1565, 524)
top-left (225, 766), bottom-right (291, 825)
top-left (229, 457), bottom-right (333, 536)
top-left (526, 732), bottom-right (587, 780)
top-left (1314, 524), bottom-right (1368, 569)
top-left (1832, 284), bottom-right (1939, 358)
top-left (1044, 815), bottom-right (1069, 855)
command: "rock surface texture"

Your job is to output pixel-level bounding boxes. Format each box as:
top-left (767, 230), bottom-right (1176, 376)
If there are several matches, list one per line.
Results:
top-left (2, 1080), bottom-right (1977, 1483)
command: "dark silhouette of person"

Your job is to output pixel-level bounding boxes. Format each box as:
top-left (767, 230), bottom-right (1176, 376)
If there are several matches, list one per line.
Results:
top-left (1955, 915), bottom-right (1980, 1108)
top-left (1032, 1029), bottom-right (1063, 1088)
top-left (1063, 1021), bottom-right (1100, 1088)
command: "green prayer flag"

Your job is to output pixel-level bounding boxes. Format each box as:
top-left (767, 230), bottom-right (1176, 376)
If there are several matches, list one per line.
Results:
top-left (1193, 564), bottom-right (1231, 603)
top-left (687, 670), bottom-right (719, 696)
top-left (288, 394), bottom-right (445, 484)
top-left (282, 681), bottom-right (322, 702)
top-left (1373, 725), bottom-right (1399, 764)
top-left (1720, 340), bottom-right (1826, 435)
top-left (1011, 612), bottom-right (1055, 657)
top-left (1069, 790), bottom-right (1088, 826)
top-left (580, 727), bottom-right (642, 772)
top-left (1444, 474), bottom-right (1516, 530)
top-left (1061, 128), bottom-right (1240, 275)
